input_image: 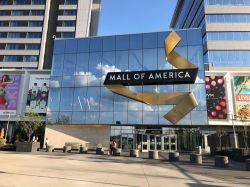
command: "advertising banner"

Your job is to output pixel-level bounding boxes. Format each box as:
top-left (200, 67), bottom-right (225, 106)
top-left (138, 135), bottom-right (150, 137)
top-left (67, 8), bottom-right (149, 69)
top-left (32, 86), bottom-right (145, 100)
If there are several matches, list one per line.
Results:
top-left (0, 74), bottom-right (21, 115)
top-left (26, 74), bottom-right (50, 114)
top-left (233, 76), bottom-right (250, 119)
top-left (206, 76), bottom-right (227, 119)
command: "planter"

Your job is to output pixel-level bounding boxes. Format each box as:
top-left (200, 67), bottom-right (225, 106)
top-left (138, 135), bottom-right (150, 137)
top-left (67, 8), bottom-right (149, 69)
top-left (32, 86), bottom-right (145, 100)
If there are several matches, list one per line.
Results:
top-left (96, 147), bottom-right (104, 155)
top-left (130, 149), bottom-right (139, 157)
top-left (232, 148), bottom-right (250, 162)
top-left (46, 145), bottom-right (54, 152)
top-left (16, 142), bottom-right (40, 152)
top-left (169, 152), bottom-right (179, 162)
top-left (63, 146), bottom-right (71, 153)
top-left (113, 148), bottom-right (121, 156)
top-left (246, 159), bottom-right (250, 171)
top-left (80, 146), bottom-right (88, 154)
top-left (190, 153), bottom-right (202, 164)
top-left (148, 150), bottom-right (158, 159)
top-left (215, 156), bottom-right (229, 167)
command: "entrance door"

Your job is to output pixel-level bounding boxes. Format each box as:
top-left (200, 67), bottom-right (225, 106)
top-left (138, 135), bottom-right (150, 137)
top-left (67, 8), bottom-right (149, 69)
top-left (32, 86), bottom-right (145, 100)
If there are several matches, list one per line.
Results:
top-left (121, 134), bottom-right (134, 151)
top-left (141, 134), bottom-right (148, 152)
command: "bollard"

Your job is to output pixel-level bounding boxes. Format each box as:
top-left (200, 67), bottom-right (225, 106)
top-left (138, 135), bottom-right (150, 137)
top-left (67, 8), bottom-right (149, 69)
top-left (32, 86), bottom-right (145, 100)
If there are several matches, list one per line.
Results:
top-left (96, 147), bottom-right (104, 155)
top-left (148, 150), bottom-right (158, 159)
top-left (130, 149), bottom-right (139, 157)
top-left (215, 156), bottom-right (229, 167)
top-left (113, 148), bottom-right (122, 156)
top-left (63, 146), bottom-right (71, 153)
top-left (46, 145), bottom-right (54, 152)
top-left (169, 152), bottom-right (179, 162)
top-left (79, 146), bottom-right (88, 154)
top-left (190, 153), bottom-right (202, 164)
top-left (246, 159), bottom-right (250, 171)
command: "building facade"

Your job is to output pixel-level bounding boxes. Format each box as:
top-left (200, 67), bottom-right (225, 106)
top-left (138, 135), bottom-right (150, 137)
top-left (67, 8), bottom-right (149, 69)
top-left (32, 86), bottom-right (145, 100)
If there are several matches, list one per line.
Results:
top-left (0, 0), bottom-right (101, 70)
top-left (45, 29), bottom-right (208, 150)
top-left (171, 0), bottom-right (250, 127)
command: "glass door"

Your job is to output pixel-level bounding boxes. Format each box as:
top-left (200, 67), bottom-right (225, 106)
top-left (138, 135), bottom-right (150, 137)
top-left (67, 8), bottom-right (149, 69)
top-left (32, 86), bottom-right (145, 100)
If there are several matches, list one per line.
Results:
top-left (149, 135), bottom-right (155, 150)
top-left (156, 135), bottom-right (162, 150)
top-left (141, 134), bottom-right (148, 152)
top-left (163, 136), bottom-right (170, 151)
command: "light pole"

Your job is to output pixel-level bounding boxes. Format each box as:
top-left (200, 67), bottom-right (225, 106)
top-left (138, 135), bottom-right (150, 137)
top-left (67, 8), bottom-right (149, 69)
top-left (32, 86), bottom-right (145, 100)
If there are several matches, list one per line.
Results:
top-left (4, 113), bottom-right (11, 145)
top-left (230, 114), bottom-right (238, 149)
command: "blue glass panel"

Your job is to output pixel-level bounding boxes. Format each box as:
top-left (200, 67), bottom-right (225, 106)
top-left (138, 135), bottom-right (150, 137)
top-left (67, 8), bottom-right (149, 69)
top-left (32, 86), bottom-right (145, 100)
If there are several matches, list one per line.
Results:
top-left (99, 112), bottom-right (114, 124)
top-left (53, 40), bottom-right (65, 54)
top-left (58, 112), bottom-right (72, 124)
top-left (187, 29), bottom-right (202, 45)
top-left (85, 112), bottom-right (99, 123)
top-left (116, 51), bottom-right (128, 71)
top-left (100, 87), bottom-right (114, 111)
top-left (65, 39), bottom-right (77, 53)
top-left (103, 36), bottom-right (115, 51)
top-left (143, 33), bottom-right (157, 48)
top-left (47, 88), bottom-right (61, 111)
top-left (63, 54), bottom-right (76, 76)
top-left (75, 75), bottom-right (88, 87)
top-left (158, 48), bottom-right (172, 70)
top-left (90, 37), bottom-right (102, 52)
top-left (175, 30), bottom-right (187, 46)
top-left (50, 76), bottom-right (61, 88)
top-left (114, 95), bottom-right (128, 112)
top-left (128, 111), bottom-right (142, 124)
top-left (77, 38), bottom-right (90, 53)
top-left (188, 46), bottom-right (204, 70)
top-left (114, 112), bottom-right (127, 124)
top-left (116, 35), bottom-right (129, 50)
top-left (129, 50), bottom-right (143, 71)
top-left (191, 111), bottom-right (208, 125)
top-left (102, 51), bottom-right (116, 74)
top-left (72, 112), bottom-right (85, 124)
top-left (143, 112), bottom-right (159, 124)
top-left (86, 87), bottom-right (100, 111)
top-left (73, 87), bottom-right (87, 111)
top-left (190, 84), bottom-right (207, 111)
top-left (89, 52), bottom-right (102, 75)
top-left (157, 31), bottom-right (171, 48)
top-left (47, 112), bottom-right (58, 124)
top-left (59, 88), bottom-right (74, 111)
top-left (130, 34), bottom-right (142, 49)
top-left (51, 54), bottom-right (64, 76)
top-left (143, 49), bottom-right (157, 70)
top-left (62, 76), bottom-right (74, 87)
top-left (75, 53), bottom-right (89, 75)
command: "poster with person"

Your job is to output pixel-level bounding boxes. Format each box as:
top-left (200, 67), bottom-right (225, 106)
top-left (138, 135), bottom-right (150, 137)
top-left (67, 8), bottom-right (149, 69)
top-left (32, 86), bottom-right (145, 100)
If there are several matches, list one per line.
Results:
top-left (0, 74), bottom-right (21, 115)
top-left (26, 74), bottom-right (50, 114)
top-left (233, 76), bottom-right (250, 119)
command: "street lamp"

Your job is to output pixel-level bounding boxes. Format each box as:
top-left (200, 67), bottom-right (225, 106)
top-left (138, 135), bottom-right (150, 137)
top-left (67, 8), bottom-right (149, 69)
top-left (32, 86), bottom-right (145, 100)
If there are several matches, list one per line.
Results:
top-left (229, 113), bottom-right (238, 149)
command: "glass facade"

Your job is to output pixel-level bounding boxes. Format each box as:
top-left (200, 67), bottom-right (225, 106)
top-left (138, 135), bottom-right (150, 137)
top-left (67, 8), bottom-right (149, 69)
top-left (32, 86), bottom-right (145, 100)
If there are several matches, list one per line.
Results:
top-left (48, 29), bottom-right (208, 126)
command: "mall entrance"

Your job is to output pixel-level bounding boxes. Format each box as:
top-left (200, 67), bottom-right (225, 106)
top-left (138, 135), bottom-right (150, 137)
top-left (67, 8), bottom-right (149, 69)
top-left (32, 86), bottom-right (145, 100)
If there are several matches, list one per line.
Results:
top-left (137, 133), bottom-right (177, 152)
top-left (118, 129), bottom-right (177, 152)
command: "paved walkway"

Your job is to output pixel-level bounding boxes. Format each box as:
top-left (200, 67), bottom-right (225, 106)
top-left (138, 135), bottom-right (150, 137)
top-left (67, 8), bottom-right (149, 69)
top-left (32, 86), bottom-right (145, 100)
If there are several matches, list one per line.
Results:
top-left (0, 151), bottom-right (249, 187)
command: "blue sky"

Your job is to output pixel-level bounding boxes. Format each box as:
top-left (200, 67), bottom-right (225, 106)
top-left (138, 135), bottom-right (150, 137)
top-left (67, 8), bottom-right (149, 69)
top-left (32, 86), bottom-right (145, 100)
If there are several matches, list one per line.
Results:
top-left (98, 0), bottom-right (177, 36)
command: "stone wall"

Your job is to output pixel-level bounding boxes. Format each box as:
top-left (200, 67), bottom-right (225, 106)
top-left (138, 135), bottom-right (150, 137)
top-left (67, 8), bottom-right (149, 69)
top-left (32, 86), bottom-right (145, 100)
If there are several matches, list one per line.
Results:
top-left (44, 125), bottom-right (111, 149)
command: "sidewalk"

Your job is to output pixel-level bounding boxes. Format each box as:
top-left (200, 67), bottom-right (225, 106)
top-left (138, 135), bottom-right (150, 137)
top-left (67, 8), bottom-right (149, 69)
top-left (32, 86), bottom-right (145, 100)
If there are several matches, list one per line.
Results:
top-left (0, 151), bottom-right (249, 187)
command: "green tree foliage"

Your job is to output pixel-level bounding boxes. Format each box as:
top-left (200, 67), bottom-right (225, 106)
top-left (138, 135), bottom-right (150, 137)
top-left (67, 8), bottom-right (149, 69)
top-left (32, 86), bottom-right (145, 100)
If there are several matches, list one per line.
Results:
top-left (17, 113), bottom-right (43, 142)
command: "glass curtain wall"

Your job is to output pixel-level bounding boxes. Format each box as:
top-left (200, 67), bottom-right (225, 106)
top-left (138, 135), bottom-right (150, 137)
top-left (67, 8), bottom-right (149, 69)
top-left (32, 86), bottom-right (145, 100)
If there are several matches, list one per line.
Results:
top-left (48, 29), bottom-right (208, 126)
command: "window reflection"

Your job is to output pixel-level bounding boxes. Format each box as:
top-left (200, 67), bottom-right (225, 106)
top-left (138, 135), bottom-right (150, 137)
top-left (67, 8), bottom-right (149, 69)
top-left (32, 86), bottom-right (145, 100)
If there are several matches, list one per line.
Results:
top-left (59, 88), bottom-right (74, 111)
top-left (129, 50), bottom-right (143, 71)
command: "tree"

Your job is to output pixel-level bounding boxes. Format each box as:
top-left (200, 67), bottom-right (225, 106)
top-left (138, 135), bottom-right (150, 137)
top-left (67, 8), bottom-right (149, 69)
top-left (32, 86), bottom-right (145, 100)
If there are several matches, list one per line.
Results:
top-left (17, 113), bottom-right (43, 142)
top-left (236, 114), bottom-right (249, 149)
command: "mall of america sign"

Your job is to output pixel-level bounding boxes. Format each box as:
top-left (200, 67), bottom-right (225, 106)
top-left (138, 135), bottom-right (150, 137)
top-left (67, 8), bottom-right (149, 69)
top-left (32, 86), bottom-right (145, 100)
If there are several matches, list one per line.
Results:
top-left (104, 31), bottom-right (199, 124)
